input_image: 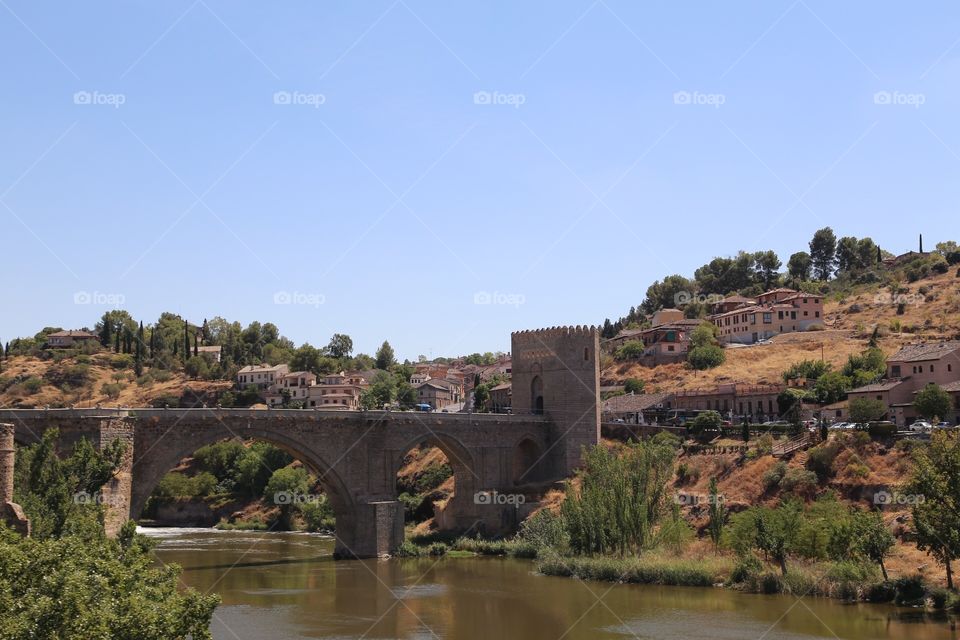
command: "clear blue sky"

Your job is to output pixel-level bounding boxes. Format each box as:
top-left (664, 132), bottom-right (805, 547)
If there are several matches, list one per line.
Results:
top-left (1, 1), bottom-right (958, 360)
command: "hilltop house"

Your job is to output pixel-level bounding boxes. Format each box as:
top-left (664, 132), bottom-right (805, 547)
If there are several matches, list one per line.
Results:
top-left (709, 288), bottom-right (823, 345)
top-left (487, 382), bottom-right (512, 413)
top-left (196, 345), bottom-right (222, 363)
top-left (304, 372), bottom-right (368, 410)
top-left (416, 378), bottom-right (463, 410)
top-left (45, 330), bottom-right (100, 348)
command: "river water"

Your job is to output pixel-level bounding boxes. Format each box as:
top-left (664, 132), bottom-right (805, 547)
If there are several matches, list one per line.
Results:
top-left (143, 528), bottom-right (958, 640)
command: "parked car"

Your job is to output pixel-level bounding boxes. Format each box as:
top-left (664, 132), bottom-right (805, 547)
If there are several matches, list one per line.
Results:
top-left (909, 420), bottom-right (933, 432)
top-left (935, 421), bottom-right (953, 428)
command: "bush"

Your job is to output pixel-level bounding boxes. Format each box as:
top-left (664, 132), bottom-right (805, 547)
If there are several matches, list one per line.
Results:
top-left (893, 575), bottom-right (926, 606)
top-left (393, 540), bottom-right (422, 557)
top-left (688, 345), bottom-right (725, 370)
top-left (762, 461), bottom-right (787, 491)
top-left (519, 509), bottom-right (567, 551)
top-left (780, 468), bottom-right (818, 495)
top-left (22, 377), bottom-right (43, 394)
top-left (110, 354), bottom-right (134, 369)
top-left (614, 341), bottom-right (646, 361)
top-left (100, 382), bottom-right (123, 400)
top-left (427, 542), bottom-right (449, 557)
top-left (806, 442), bottom-right (841, 480)
top-left (729, 553), bottom-right (763, 584)
top-left (865, 581), bottom-right (897, 603)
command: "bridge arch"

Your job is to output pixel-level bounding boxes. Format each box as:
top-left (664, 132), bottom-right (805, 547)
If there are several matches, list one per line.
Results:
top-left (512, 434), bottom-right (547, 485)
top-left (392, 431), bottom-right (479, 531)
top-left (131, 425), bottom-right (355, 549)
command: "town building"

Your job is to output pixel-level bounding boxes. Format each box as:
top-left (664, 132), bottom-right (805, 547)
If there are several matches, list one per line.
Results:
top-left (847, 341), bottom-right (960, 425)
top-left (709, 288), bottom-right (824, 345)
top-left (304, 372), bottom-right (368, 410)
top-left (601, 392), bottom-right (674, 424)
top-left (416, 378), bottom-right (463, 410)
top-left (673, 383), bottom-right (786, 421)
top-left (487, 382), bottom-right (512, 413)
top-left (236, 363), bottom-right (290, 390)
top-left (196, 345), bottom-right (222, 363)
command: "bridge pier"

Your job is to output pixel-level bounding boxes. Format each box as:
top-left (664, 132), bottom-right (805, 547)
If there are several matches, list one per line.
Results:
top-left (336, 500), bottom-right (404, 558)
top-left (0, 423), bottom-right (30, 536)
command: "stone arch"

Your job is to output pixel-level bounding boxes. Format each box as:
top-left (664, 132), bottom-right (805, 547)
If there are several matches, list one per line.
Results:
top-left (392, 432), bottom-right (478, 532)
top-left (530, 375), bottom-right (544, 415)
top-left (130, 426), bottom-right (355, 546)
top-left (512, 436), bottom-right (546, 485)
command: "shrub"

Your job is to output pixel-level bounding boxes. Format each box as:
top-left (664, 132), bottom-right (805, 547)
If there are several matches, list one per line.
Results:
top-left (865, 581), bottom-right (896, 603)
top-left (780, 468), bottom-right (818, 495)
top-left (427, 542), bottom-right (449, 557)
top-left (100, 382), bottom-right (123, 400)
top-left (806, 442), bottom-right (841, 480)
top-left (110, 354), bottom-right (134, 369)
top-left (806, 324), bottom-right (825, 331)
top-left (729, 553), bottom-right (763, 584)
top-left (519, 509), bottom-right (568, 551)
top-left (614, 341), bottom-right (645, 361)
top-left (22, 377), bottom-right (43, 394)
top-left (893, 575), bottom-right (926, 606)
top-left (688, 345), bottom-right (725, 370)
top-left (393, 540), bottom-right (421, 557)
top-left (763, 461), bottom-right (787, 491)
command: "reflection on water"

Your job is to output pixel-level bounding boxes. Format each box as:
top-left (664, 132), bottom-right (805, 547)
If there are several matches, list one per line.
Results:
top-left (142, 528), bottom-right (959, 640)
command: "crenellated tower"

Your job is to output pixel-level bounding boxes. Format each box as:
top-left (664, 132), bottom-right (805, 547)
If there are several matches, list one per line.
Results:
top-left (510, 326), bottom-right (600, 477)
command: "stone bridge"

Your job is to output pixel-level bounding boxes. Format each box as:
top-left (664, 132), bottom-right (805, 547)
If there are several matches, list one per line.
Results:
top-left (0, 326), bottom-right (600, 557)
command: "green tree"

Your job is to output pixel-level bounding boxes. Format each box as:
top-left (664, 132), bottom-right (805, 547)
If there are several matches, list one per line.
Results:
top-left (854, 510), bottom-right (894, 580)
top-left (787, 251), bottom-right (812, 280)
top-left (690, 410), bottom-right (722, 435)
top-left (375, 341), bottom-right (396, 370)
top-left (908, 431), bottom-right (960, 588)
top-left (809, 227), bottom-right (837, 280)
top-left (264, 466), bottom-right (311, 530)
top-left (134, 321), bottom-right (144, 377)
top-left (707, 477), bottom-right (727, 551)
top-left (813, 371), bottom-right (850, 405)
top-left (184, 355), bottom-right (209, 380)
top-left (614, 340), bottom-right (646, 361)
top-left (642, 274), bottom-right (693, 313)
top-left (327, 333), bottom-right (354, 358)
top-left (753, 250), bottom-right (782, 289)
top-left (848, 397), bottom-right (887, 423)
top-left (623, 378), bottom-right (645, 394)
top-left (687, 322), bottom-right (725, 370)
top-left (914, 383), bottom-right (952, 422)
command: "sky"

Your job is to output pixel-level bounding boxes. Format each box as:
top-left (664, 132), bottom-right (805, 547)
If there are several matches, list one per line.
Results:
top-left (1, 1), bottom-right (959, 361)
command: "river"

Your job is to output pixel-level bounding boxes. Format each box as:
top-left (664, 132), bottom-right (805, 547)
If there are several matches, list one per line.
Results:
top-left (143, 528), bottom-right (958, 640)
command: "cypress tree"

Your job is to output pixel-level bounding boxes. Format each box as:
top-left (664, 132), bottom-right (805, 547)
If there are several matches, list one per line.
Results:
top-left (184, 320), bottom-right (190, 360)
top-left (194, 333), bottom-right (199, 357)
top-left (135, 322), bottom-right (144, 377)
top-left (114, 329), bottom-right (120, 353)
top-left (100, 321), bottom-right (112, 348)
top-left (149, 327), bottom-right (156, 358)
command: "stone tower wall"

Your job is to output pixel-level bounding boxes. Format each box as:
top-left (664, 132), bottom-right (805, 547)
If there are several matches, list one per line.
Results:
top-left (0, 423), bottom-right (13, 504)
top-left (510, 326), bottom-right (600, 476)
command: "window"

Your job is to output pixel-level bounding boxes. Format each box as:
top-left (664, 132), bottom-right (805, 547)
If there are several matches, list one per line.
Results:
top-left (804, 311), bottom-right (808, 316)
top-left (891, 365), bottom-right (901, 377)
top-left (763, 313), bottom-right (772, 324)
top-left (667, 345), bottom-right (675, 352)
top-left (584, 347), bottom-right (589, 361)
top-left (815, 311), bottom-right (820, 318)
top-left (778, 311), bottom-right (784, 320)
top-left (791, 311), bottom-right (796, 320)
top-left (931, 365), bottom-right (935, 373)
top-left (802, 298), bottom-right (808, 303)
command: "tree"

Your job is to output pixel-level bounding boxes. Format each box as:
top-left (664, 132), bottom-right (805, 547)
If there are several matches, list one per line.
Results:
top-left (809, 227), bottom-right (837, 280)
top-left (184, 319), bottom-right (191, 361)
top-left (914, 383), bottom-right (952, 422)
top-left (787, 251), bottom-right (812, 281)
top-left (642, 275), bottom-right (693, 313)
top-left (855, 510), bottom-right (894, 581)
top-left (753, 250), bottom-right (782, 289)
top-left (707, 477), bottom-right (727, 551)
top-left (290, 344), bottom-right (337, 376)
top-left (264, 466), bottom-right (311, 530)
top-left (908, 431), bottom-right (960, 588)
top-left (690, 410), bottom-right (723, 435)
top-left (614, 341), bottom-right (646, 361)
top-left (813, 371), bottom-right (850, 405)
top-left (687, 322), bottom-right (725, 370)
top-left (849, 397), bottom-right (887, 423)
top-left (134, 321), bottom-right (144, 377)
top-left (327, 333), bottom-right (354, 359)
top-left (623, 378), bottom-right (645, 394)
top-left (185, 356), bottom-right (209, 379)
top-left (375, 341), bottom-right (396, 370)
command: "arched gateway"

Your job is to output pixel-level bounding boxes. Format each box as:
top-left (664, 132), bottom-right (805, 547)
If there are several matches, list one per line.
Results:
top-left (1, 326), bottom-right (600, 558)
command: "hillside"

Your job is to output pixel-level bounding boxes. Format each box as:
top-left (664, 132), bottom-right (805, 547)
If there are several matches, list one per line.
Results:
top-left (0, 352), bottom-right (230, 409)
top-left (603, 269), bottom-right (960, 389)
